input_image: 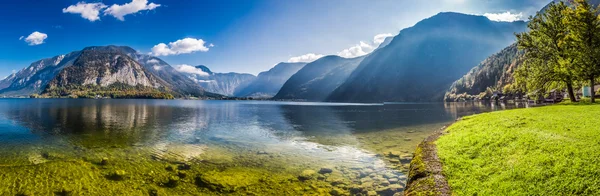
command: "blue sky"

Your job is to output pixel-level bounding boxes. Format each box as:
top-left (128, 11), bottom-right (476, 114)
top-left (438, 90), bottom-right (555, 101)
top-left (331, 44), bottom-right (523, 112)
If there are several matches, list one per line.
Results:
top-left (0, 0), bottom-right (550, 77)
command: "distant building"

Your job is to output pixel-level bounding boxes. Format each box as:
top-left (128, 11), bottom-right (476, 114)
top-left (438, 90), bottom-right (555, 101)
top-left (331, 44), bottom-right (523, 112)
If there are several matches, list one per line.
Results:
top-left (580, 85), bottom-right (600, 97)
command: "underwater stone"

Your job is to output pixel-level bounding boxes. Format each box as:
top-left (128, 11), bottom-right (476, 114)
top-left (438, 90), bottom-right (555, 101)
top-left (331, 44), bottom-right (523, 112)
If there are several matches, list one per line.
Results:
top-left (56, 188), bottom-right (73, 196)
top-left (376, 184), bottom-right (404, 195)
top-left (100, 157), bottom-right (109, 165)
top-left (319, 167), bottom-right (333, 174)
top-left (329, 188), bottom-right (348, 196)
top-left (388, 178), bottom-right (399, 184)
top-left (177, 171), bottom-right (187, 179)
top-left (165, 165), bottom-right (177, 171)
top-left (16, 190), bottom-right (33, 196)
top-left (298, 170), bottom-right (317, 181)
top-left (108, 170), bottom-right (127, 181)
top-left (166, 176), bottom-right (180, 188)
top-left (178, 163), bottom-right (191, 170)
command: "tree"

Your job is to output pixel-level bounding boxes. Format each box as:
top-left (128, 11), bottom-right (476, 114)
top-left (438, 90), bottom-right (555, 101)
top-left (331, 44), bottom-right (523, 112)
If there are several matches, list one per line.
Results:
top-left (516, 2), bottom-right (578, 102)
top-left (564, 0), bottom-right (600, 103)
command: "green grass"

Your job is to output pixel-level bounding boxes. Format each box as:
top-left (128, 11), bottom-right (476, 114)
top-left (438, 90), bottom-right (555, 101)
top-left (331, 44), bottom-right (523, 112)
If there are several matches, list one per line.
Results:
top-left (436, 105), bottom-right (600, 195)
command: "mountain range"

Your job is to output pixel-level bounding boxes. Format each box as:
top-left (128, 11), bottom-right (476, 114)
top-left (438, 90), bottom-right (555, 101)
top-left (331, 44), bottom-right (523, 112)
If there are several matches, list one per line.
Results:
top-left (235, 62), bottom-right (307, 98)
top-left (274, 55), bottom-right (364, 101)
top-left (182, 65), bottom-right (256, 97)
top-left (1, 46), bottom-right (216, 98)
top-left (1, 11), bottom-right (540, 102)
top-left (326, 12), bottom-right (527, 103)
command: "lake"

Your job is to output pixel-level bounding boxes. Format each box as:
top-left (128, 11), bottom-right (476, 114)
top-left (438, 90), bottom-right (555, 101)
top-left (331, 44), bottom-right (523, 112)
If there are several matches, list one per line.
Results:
top-left (0, 99), bottom-right (525, 195)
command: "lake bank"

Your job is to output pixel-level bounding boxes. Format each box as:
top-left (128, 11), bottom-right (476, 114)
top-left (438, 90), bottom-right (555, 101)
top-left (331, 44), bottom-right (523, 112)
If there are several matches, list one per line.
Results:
top-left (408, 104), bottom-right (600, 195)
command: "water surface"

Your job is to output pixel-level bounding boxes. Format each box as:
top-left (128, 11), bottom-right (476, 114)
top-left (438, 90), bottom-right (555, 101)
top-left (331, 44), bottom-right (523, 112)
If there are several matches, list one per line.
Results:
top-left (0, 99), bottom-right (524, 195)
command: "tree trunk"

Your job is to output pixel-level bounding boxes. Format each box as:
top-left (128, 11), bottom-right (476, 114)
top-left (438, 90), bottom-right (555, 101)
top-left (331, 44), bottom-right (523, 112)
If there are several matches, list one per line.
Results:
top-left (591, 77), bottom-right (596, 103)
top-left (567, 82), bottom-right (577, 102)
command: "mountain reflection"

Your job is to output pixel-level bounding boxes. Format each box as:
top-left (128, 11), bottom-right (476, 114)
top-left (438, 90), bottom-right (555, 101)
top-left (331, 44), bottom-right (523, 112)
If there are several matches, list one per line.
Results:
top-left (0, 100), bottom-right (525, 149)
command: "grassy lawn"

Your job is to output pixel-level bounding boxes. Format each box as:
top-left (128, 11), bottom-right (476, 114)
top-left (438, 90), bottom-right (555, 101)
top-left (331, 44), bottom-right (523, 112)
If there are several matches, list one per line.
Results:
top-left (436, 105), bottom-right (600, 195)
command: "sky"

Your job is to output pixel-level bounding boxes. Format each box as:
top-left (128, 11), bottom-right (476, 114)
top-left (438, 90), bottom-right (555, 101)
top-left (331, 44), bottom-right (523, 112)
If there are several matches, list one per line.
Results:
top-left (0, 0), bottom-right (552, 78)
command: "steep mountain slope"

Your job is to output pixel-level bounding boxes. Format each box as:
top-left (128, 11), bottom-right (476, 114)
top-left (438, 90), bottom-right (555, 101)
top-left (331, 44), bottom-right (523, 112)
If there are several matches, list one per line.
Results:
top-left (326, 12), bottom-right (527, 103)
top-left (42, 46), bottom-right (174, 98)
top-left (0, 45), bottom-right (215, 98)
top-left (182, 65), bottom-right (256, 96)
top-left (0, 52), bottom-right (80, 96)
top-left (273, 55), bottom-right (365, 101)
top-left (445, 44), bottom-right (524, 101)
top-left (235, 62), bottom-right (307, 98)
top-left (135, 56), bottom-right (213, 97)
top-left (443, 0), bottom-right (600, 101)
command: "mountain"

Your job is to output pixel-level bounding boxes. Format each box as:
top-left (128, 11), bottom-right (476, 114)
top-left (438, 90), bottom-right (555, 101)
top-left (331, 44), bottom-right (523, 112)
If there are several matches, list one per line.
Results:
top-left (134, 55), bottom-right (212, 97)
top-left (326, 12), bottom-right (527, 103)
top-left (273, 55), bottom-right (364, 101)
top-left (182, 65), bottom-right (256, 96)
top-left (235, 62), bottom-right (307, 98)
top-left (445, 44), bottom-right (523, 101)
top-left (0, 51), bottom-right (80, 97)
top-left (444, 0), bottom-right (600, 102)
top-left (0, 46), bottom-right (216, 98)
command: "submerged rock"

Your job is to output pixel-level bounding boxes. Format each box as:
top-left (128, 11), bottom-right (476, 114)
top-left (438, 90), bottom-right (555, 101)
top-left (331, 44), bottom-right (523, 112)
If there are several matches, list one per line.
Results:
top-left (319, 167), bottom-right (333, 174)
top-left (376, 184), bottom-right (404, 195)
top-left (166, 176), bottom-right (180, 188)
top-left (100, 157), bottom-right (109, 166)
top-left (108, 170), bottom-right (127, 181)
top-left (195, 168), bottom-right (267, 192)
top-left (299, 170), bottom-right (318, 181)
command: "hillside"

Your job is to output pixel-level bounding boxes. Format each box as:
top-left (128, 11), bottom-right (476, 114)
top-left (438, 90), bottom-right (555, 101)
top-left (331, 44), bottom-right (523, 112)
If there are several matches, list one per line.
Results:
top-left (326, 12), bottom-right (527, 103)
top-left (235, 62), bottom-right (306, 98)
top-left (0, 46), bottom-right (216, 98)
top-left (445, 44), bottom-right (523, 101)
top-left (182, 65), bottom-right (256, 96)
top-left (273, 55), bottom-right (364, 101)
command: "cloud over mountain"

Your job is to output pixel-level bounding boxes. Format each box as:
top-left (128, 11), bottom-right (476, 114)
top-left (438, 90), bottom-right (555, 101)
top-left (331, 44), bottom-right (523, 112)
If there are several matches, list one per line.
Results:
top-left (151, 38), bottom-right (210, 56)
top-left (288, 33), bottom-right (394, 62)
top-left (288, 53), bottom-right (325, 63)
top-left (484, 11), bottom-right (523, 22)
top-left (174, 64), bottom-right (210, 76)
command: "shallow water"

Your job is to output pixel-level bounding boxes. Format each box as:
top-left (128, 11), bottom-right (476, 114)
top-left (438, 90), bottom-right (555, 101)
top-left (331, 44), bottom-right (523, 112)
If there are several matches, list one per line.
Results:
top-left (0, 99), bottom-right (524, 195)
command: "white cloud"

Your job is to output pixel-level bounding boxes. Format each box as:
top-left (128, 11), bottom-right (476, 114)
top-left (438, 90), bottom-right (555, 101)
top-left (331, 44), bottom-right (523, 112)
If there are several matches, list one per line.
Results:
top-left (373, 33), bottom-right (393, 45)
top-left (146, 59), bottom-right (160, 64)
top-left (22, 31), bottom-right (48, 46)
top-left (151, 38), bottom-right (210, 56)
top-left (289, 33), bottom-right (395, 61)
top-left (104, 0), bottom-right (161, 21)
top-left (287, 53), bottom-right (325, 63)
top-left (18, 36), bottom-right (24, 40)
top-left (62, 2), bottom-right (107, 22)
top-left (174, 64), bottom-right (210, 76)
top-left (337, 41), bottom-right (375, 58)
top-left (153, 65), bottom-right (163, 70)
top-left (484, 12), bottom-right (523, 22)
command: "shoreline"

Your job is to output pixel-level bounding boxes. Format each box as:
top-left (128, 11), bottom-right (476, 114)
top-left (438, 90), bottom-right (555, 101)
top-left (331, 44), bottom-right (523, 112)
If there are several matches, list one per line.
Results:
top-left (404, 123), bottom-right (454, 196)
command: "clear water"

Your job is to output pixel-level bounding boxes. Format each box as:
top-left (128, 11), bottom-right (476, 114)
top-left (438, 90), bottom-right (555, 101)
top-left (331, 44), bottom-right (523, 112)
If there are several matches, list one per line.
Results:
top-left (0, 99), bottom-right (525, 195)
